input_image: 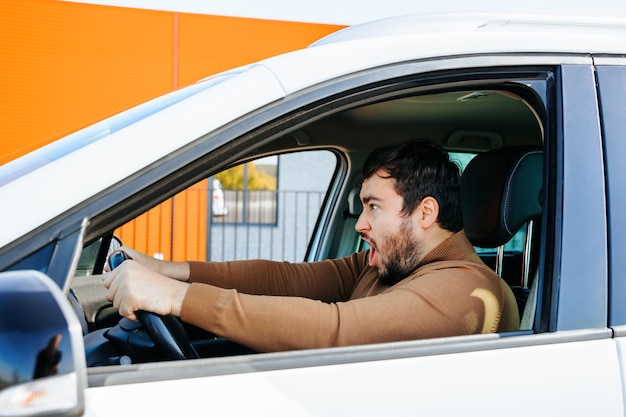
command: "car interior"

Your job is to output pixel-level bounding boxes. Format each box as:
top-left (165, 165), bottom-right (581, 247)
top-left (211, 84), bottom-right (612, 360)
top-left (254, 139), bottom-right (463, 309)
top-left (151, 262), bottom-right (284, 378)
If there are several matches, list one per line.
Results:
top-left (72, 69), bottom-right (549, 366)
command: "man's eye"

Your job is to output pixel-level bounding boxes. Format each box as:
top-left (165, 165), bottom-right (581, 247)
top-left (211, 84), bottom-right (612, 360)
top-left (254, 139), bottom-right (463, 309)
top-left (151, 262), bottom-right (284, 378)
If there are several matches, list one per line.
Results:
top-left (369, 204), bottom-right (378, 211)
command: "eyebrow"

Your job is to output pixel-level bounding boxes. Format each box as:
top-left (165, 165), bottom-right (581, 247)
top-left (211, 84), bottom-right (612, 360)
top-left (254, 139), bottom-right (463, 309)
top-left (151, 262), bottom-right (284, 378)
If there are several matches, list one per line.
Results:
top-left (360, 194), bottom-right (383, 204)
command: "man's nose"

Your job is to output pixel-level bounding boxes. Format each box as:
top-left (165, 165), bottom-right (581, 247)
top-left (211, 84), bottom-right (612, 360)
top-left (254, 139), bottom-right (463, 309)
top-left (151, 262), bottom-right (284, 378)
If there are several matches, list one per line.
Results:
top-left (355, 211), bottom-right (369, 233)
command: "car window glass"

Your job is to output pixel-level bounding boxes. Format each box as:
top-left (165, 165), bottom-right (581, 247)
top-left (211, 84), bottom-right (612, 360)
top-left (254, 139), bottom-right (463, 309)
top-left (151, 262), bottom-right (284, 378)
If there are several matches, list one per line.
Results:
top-left (114, 150), bottom-right (337, 263)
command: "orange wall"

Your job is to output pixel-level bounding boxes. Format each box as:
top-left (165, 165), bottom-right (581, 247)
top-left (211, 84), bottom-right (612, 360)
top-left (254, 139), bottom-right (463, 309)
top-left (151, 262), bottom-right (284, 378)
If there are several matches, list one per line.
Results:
top-left (1, 0), bottom-right (343, 260)
top-left (1, 0), bottom-right (343, 164)
top-left (115, 182), bottom-right (208, 262)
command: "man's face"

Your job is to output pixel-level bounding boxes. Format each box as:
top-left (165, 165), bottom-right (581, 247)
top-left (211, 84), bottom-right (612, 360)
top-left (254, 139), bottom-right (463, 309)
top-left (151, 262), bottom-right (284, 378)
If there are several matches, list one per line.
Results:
top-left (356, 170), bottom-right (425, 285)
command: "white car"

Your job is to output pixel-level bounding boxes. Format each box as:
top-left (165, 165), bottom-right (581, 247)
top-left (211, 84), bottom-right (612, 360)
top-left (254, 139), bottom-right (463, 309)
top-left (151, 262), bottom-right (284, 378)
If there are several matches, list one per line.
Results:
top-left (2, 12), bottom-right (626, 417)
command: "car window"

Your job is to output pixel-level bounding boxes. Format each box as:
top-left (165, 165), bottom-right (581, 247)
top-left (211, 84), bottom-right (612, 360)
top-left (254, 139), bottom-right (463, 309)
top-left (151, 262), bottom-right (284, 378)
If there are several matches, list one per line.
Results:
top-left (113, 150), bottom-right (338, 263)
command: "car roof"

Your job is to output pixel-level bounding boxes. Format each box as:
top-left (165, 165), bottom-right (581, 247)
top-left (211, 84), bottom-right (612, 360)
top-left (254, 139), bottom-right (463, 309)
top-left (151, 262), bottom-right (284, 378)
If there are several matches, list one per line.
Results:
top-left (311, 12), bottom-right (626, 46)
top-left (2, 12), bottom-right (626, 249)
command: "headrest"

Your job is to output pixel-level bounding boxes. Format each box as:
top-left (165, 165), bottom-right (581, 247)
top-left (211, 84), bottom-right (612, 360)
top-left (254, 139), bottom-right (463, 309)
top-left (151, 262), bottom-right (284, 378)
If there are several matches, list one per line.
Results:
top-left (461, 146), bottom-right (543, 248)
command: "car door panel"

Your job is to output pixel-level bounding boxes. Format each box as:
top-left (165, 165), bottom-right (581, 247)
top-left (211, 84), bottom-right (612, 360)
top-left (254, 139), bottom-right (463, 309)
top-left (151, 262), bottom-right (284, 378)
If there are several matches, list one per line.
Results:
top-left (84, 331), bottom-right (622, 416)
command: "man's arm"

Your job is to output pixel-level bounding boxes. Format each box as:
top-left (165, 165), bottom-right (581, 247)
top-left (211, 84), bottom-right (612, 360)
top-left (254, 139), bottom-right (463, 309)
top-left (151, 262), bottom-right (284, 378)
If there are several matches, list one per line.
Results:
top-left (103, 251), bottom-right (367, 324)
top-left (180, 261), bottom-right (507, 352)
top-left (186, 252), bottom-right (367, 302)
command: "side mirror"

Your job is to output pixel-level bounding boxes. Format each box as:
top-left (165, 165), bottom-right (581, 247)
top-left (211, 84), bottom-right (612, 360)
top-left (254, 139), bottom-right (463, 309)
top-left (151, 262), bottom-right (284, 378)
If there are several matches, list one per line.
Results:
top-left (0, 270), bottom-right (86, 416)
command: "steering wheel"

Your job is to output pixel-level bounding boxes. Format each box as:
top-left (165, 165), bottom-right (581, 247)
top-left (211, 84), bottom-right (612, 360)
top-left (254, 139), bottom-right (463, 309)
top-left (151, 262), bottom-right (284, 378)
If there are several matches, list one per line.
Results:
top-left (108, 250), bottom-right (199, 360)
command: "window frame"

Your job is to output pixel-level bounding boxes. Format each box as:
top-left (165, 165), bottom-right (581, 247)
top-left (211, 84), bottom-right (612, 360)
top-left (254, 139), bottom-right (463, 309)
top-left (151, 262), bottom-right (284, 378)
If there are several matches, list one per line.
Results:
top-left (595, 61), bottom-right (626, 327)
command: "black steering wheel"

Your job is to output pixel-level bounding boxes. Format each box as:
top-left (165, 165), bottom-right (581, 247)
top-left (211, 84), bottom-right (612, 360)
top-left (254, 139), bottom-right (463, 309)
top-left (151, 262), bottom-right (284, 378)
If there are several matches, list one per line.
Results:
top-left (108, 250), bottom-right (198, 360)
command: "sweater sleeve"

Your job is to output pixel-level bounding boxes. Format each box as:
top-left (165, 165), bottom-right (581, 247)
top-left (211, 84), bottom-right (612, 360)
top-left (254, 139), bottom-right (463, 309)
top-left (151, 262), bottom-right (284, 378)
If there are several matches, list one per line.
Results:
top-left (186, 252), bottom-right (367, 303)
top-left (179, 259), bottom-right (507, 352)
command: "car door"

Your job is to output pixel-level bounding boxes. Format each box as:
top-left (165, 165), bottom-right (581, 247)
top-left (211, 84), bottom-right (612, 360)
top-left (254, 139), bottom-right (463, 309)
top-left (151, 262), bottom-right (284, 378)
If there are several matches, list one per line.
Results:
top-left (74, 57), bottom-right (625, 416)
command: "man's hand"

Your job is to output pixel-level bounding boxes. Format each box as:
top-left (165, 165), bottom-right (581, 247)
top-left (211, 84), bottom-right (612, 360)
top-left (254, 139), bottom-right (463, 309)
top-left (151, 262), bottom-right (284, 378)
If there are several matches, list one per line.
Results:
top-left (102, 259), bottom-right (188, 321)
top-left (104, 246), bottom-right (190, 282)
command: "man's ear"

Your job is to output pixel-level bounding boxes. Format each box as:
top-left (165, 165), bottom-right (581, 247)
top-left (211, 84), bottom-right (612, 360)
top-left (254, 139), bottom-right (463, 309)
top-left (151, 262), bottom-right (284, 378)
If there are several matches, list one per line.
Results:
top-left (418, 196), bottom-right (439, 229)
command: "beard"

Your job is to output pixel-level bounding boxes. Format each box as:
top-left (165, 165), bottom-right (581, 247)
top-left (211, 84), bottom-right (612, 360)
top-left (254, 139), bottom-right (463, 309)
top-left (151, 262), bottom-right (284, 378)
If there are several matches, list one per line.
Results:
top-left (376, 218), bottom-right (424, 286)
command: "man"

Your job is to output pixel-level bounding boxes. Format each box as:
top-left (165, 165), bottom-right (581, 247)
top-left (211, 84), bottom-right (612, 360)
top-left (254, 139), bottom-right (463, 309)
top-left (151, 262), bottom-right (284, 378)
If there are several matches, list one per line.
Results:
top-left (33, 334), bottom-right (63, 379)
top-left (103, 139), bottom-right (520, 352)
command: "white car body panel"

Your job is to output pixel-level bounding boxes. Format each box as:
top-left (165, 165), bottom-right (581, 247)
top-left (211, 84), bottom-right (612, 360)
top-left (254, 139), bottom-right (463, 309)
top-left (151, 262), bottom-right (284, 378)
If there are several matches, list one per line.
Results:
top-left (267, 15), bottom-right (626, 95)
top-left (615, 336), bottom-right (626, 414)
top-left (83, 334), bottom-right (623, 416)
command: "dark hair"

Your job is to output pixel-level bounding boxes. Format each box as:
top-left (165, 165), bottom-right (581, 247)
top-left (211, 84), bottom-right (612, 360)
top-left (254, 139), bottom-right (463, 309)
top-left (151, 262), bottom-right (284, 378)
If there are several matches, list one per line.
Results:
top-left (361, 139), bottom-right (463, 232)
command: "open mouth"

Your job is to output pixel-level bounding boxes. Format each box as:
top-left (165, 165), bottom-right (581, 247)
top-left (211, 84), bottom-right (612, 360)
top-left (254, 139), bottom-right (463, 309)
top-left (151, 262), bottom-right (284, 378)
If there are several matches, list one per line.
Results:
top-left (368, 246), bottom-right (376, 267)
top-left (361, 236), bottom-right (377, 267)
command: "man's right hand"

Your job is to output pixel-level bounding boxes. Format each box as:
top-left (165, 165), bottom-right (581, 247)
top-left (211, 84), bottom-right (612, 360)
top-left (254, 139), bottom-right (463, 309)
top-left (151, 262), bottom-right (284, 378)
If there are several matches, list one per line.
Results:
top-left (102, 258), bottom-right (189, 321)
top-left (109, 246), bottom-right (190, 282)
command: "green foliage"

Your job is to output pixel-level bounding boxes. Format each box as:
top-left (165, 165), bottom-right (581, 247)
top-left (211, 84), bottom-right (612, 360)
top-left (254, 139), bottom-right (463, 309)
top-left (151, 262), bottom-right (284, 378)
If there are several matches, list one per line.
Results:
top-left (215, 162), bottom-right (277, 190)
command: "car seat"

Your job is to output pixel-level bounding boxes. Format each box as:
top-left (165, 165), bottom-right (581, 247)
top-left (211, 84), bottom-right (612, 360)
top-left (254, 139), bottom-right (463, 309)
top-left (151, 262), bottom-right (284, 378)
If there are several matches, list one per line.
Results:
top-left (461, 146), bottom-right (543, 330)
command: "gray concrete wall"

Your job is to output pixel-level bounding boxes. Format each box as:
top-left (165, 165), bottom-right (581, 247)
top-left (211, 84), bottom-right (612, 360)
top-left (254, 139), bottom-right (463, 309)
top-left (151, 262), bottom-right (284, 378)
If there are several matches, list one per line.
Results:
top-left (208, 150), bottom-right (336, 262)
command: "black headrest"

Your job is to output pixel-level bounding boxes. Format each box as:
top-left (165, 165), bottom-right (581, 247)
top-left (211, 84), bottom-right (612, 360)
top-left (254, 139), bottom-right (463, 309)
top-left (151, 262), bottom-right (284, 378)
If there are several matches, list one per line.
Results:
top-left (461, 146), bottom-right (543, 248)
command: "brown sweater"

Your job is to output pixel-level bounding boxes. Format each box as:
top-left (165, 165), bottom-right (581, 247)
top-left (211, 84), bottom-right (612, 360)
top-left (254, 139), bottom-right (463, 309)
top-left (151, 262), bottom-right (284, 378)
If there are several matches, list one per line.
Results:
top-left (181, 231), bottom-right (520, 352)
